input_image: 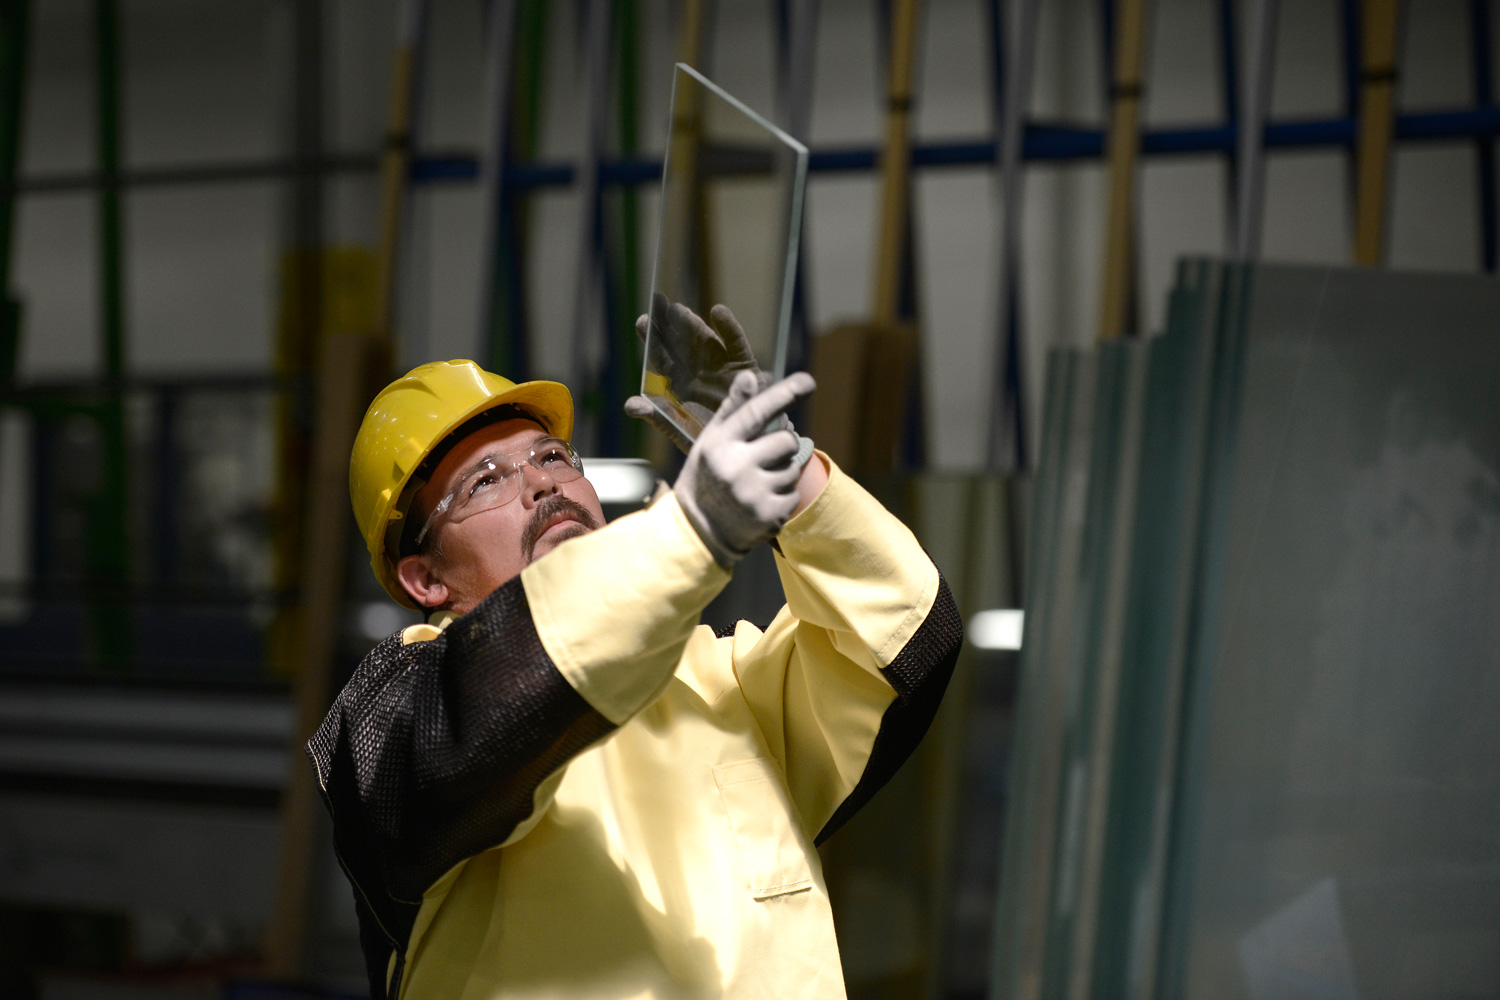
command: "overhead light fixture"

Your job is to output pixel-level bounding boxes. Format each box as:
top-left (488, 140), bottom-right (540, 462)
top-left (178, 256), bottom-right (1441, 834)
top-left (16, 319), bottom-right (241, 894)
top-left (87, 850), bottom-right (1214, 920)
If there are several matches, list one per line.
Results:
top-left (969, 609), bottom-right (1025, 651)
top-left (582, 458), bottom-right (658, 506)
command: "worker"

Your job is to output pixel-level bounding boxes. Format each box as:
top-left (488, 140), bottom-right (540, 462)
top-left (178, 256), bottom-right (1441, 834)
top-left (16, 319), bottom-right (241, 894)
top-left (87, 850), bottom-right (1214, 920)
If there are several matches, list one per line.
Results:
top-left (310, 302), bottom-right (962, 999)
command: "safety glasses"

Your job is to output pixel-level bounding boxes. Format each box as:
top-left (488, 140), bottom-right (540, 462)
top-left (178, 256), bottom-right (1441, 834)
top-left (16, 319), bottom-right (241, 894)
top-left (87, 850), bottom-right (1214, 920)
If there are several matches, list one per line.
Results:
top-left (414, 437), bottom-right (584, 548)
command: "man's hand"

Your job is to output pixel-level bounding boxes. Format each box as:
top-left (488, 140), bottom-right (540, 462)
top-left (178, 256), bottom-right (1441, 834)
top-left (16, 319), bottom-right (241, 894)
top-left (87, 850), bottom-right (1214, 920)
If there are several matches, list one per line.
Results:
top-left (624, 297), bottom-right (788, 454)
top-left (674, 370), bottom-right (816, 566)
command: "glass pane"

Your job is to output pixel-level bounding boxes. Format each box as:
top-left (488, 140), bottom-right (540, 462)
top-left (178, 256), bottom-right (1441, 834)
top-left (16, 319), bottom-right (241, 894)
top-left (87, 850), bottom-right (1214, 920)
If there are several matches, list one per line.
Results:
top-left (996, 259), bottom-right (1500, 1000)
top-left (1167, 263), bottom-right (1500, 1000)
top-left (642, 63), bottom-right (808, 443)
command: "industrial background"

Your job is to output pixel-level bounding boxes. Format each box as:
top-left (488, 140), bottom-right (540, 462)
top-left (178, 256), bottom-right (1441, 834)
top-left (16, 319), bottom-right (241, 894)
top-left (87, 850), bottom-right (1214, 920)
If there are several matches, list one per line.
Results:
top-left (0, 0), bottom-right (1495, 998)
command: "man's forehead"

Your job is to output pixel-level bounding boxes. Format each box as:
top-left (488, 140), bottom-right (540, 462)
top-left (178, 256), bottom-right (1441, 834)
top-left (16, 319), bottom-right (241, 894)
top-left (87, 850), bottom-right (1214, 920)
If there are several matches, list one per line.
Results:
top-left (427, 417), bottom-right (549, 493)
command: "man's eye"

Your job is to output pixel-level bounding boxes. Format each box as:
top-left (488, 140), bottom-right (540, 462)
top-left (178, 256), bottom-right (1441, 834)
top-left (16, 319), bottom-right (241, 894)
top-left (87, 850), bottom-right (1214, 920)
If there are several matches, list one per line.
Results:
top-left (468, 473), bottom-right (497, 497)
top-left (539, 449), bottom-right (568, 466)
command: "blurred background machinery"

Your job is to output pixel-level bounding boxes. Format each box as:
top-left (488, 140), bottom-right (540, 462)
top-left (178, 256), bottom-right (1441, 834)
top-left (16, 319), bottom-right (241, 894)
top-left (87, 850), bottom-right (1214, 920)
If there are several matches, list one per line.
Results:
top-left (0, 1), bottom-right (1495, 998)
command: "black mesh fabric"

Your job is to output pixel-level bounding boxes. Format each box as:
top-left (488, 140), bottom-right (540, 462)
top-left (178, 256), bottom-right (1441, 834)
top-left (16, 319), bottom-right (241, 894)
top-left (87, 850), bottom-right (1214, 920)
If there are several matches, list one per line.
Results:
top-left (815, 573), bottom-right (964, 845)
top-left (307, 575), bottom-right (615, 999)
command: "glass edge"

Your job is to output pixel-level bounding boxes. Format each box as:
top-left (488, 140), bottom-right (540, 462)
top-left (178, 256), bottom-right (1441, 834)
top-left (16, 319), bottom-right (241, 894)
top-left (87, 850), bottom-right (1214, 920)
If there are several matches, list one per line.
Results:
top-left (674, 62), bottom-right (810, 155)
top-left (773, 149), bottom-right (809, 380)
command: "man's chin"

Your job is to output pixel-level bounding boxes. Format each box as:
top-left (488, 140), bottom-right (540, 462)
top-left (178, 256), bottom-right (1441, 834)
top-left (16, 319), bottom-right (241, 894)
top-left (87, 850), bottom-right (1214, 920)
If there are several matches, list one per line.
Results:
top-left (527, 522), bottom-right (593, 563)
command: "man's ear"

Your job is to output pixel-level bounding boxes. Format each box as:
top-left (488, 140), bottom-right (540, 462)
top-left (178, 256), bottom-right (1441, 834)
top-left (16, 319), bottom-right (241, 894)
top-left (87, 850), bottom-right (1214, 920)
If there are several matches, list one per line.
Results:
top-left (396, 553), bottom-right (449, 609)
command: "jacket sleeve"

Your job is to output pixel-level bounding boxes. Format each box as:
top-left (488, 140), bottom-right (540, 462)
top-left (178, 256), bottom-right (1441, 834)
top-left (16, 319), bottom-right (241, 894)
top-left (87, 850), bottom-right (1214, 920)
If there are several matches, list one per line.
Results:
top-left (727, 454), bottom-right (964, 843)
top-left (306, 492), bottom-right (729, 955)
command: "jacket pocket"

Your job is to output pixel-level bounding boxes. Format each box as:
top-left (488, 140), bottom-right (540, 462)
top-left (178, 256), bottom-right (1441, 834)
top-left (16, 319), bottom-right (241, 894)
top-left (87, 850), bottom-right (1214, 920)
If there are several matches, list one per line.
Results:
top-left (713, 757), bottom-right (815, 899)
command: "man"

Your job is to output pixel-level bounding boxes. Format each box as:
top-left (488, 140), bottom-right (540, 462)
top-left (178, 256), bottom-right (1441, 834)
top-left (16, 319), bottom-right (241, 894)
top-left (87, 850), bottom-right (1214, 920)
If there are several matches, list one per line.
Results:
top-left (311, 305), bottom-right (962, 999)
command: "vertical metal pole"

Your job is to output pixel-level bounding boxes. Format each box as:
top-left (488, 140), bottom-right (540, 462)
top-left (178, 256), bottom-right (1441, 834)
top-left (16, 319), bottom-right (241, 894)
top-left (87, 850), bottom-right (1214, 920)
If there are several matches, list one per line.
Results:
top-left (267, 0), bottom-right (391, 980)
top-left (871, 0), bottom-right (922, 327)
top-left (1216, 0), bottom-right (1237, 237)
top-left (375, 0), bottom-right (425, 353)
top-left (95, 0), bottom-right (123, 385)
top-left (568, 0), bottom-right (614, 453)
top-left (270, 0), bottom-right (326, 597)
top-left (0, 0), bottom-right (26, 312)
top-left (1472, 0), bottom-right (1497, 272)
top-left (1352, 0), bottom-right (1400, 266)
top-left (0, 0), bottom-right (28, 386)
top-left (776, 0), bottom-right (818, 377)
top-left (1097, 0), bottom-right (1147, 341)
top-left (91, 0), bottom-right (131, 665)
top-left (1341, 0), bottom-right (1362, 123)
top-left (477, 0), bottom-right (520, 371)
top-left (987, 0), bottom-right (1041, 471)
top-left (1234, 0), bottom-right (1278, 259)
top-left (613, 0), bottom-right (643, 456)
top-left (152, 387), bottom-right (178, 586)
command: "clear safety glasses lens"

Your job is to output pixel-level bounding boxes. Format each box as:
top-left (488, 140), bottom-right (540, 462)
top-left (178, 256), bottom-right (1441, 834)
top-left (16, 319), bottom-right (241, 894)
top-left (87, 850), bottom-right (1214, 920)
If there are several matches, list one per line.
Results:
top-left (415, 438), bottom-right (583, 547)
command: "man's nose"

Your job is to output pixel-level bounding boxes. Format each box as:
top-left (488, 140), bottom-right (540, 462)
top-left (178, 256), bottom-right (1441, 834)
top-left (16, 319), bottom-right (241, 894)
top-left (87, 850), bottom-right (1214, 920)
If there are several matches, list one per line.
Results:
top-left (519, 462), bottom-right (559, 506)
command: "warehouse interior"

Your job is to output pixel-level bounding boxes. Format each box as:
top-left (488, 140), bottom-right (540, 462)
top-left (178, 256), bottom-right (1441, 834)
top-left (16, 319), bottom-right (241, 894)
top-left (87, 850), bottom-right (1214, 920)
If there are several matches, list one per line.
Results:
top-left (0, 0), bottom-right (1496, 998)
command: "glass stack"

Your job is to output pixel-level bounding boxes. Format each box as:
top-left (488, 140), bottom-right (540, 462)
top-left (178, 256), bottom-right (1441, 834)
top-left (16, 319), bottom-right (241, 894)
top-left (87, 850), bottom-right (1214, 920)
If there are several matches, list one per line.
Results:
top-left (991, 260), bottom-right (1500, 1000)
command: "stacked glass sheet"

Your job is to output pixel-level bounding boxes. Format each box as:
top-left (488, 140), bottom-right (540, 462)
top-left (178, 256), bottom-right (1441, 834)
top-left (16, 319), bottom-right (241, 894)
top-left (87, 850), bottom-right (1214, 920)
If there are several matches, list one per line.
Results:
top-left (991, 260), bottom-right (1500, 1000)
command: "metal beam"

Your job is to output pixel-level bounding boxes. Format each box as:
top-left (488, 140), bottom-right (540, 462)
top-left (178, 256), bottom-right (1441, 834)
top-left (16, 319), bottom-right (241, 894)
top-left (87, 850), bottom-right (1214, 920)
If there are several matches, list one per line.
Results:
top-left (7, 107), bottom-right (1499, 199)
top-left (1234, 0), bottom-right (1279, 258)
top-left (569, 0), bottom-right (615, 454)
top-left (89, 0), bottom-right (131, 667)
top-left (0, 0), bottom-right (29, 386)
top-left (987, 0), bottom-right (1042, 472)
top-left (476, 0), bottom-right (521, 372)
top-left (1472, 0), bottom-right (1496, 271)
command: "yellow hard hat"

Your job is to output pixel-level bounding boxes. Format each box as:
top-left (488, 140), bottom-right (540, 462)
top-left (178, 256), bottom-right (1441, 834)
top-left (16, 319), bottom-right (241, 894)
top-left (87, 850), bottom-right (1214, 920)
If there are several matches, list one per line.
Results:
top-left (350, 359), bottom-right (574, 607)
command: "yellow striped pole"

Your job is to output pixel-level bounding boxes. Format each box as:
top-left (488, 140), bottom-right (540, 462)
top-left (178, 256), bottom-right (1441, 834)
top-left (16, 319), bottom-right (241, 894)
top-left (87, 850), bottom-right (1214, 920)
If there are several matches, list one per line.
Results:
top-left (1353, 0), bottom-right (1400, 267)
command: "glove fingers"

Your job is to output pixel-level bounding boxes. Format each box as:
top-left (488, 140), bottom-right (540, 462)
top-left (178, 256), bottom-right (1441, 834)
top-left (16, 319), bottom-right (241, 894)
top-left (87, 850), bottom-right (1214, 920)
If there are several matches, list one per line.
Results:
top-left (649, 292), bottom-right (702, 372)
top-left (718, 372), bottom-right (816, 440)
top-left (743, 428), bottom-right (801, 469)
top-left (624, 394), bottom-right (695, 455)
top-left (708, 304), bottom-right (757, 367)
top-left (670, 300), bottom-right (728, 372)
top-left (708, 370), bottom-right (762, 425)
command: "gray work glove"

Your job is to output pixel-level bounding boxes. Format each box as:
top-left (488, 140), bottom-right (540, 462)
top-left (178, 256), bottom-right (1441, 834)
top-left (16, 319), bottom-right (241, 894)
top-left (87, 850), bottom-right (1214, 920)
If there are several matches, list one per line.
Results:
top-left (624, 296), bottom-right (791, 455)
top-left (674, 370), bottom-right (816, 566)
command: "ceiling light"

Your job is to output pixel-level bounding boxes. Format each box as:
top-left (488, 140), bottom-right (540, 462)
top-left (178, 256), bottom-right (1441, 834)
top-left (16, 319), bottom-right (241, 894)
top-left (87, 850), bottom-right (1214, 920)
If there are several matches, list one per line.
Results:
top-left (969, 609), bottom-right (1024, 651)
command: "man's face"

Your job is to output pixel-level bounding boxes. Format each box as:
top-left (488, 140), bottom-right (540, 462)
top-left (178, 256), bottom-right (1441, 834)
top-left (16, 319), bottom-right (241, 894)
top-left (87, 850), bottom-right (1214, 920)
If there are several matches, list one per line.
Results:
top-left (395, 417), bottom-right (605, 613)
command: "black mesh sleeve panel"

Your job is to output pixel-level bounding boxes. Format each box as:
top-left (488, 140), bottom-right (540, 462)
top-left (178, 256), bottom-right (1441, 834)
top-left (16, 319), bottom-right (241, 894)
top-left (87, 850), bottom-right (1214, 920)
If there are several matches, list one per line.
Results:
top-left (814, 572), bottom-right (963, 845)
top-left (307, 575), bottom-right (616, 998)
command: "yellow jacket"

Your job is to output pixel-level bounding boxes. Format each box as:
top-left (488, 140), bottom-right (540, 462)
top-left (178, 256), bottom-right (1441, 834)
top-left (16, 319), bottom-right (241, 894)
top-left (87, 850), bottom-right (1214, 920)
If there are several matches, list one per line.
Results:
top-left (309, 457), bottom-right (962, 999)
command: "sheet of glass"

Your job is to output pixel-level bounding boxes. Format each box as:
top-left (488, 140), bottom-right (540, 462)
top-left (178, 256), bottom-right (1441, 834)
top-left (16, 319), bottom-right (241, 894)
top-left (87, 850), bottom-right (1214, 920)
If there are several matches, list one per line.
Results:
top-left (643, 63), bottom-right (808, 443)
top-left (1165, 263), bottom-right (1500, 1000)
top-left (991, 347), bottom-right (1098, 1000)
top-left (1090, 260), bottom-right (1227, 1000)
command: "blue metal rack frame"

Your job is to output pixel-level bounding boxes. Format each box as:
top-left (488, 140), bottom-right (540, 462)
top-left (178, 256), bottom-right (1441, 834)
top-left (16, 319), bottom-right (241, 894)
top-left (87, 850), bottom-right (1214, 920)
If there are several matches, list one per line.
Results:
top-left (410, 106), bottom-right (1500, 190)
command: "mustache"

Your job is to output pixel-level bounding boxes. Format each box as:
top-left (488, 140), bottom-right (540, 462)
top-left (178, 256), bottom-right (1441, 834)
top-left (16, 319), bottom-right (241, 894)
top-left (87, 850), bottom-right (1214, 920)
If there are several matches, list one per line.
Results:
top-left (520, 494), bottom-right (600, 563)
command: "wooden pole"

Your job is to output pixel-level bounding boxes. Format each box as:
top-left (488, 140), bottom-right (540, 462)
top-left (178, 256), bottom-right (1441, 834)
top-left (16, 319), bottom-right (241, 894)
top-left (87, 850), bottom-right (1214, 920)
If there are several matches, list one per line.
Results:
top-left (1097, 0), bottom-right (1147, 341)
top-left (1352, 0), bottom-right (1400, 267)
top-left (809, 0), bottom-right (924, 472)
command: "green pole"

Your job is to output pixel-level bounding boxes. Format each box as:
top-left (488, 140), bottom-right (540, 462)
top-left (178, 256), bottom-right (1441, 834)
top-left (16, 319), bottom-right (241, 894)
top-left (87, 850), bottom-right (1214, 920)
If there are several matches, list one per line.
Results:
top-left (0, 1), bottom-right (29, 386)
top-left (90, 0), bottom-right (131, 666)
